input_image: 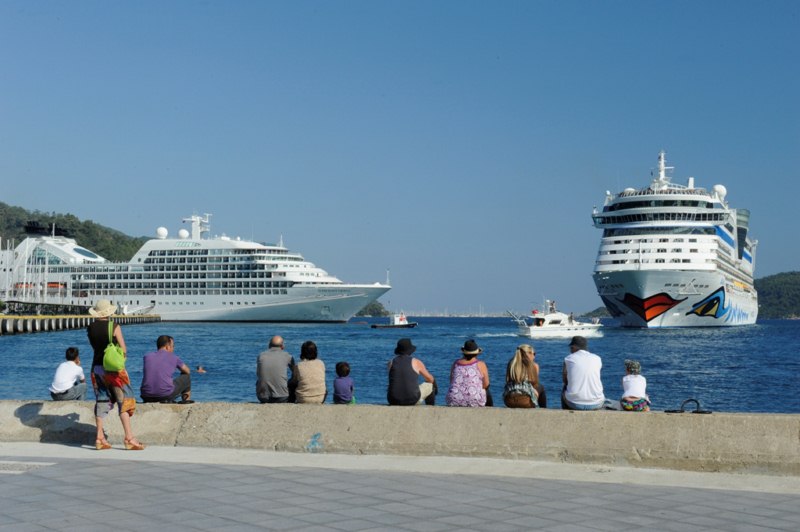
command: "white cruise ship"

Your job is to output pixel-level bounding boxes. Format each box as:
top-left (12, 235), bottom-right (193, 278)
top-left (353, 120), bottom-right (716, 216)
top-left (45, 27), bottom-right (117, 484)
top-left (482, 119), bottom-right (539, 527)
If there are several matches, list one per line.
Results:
top-left (0, 214), bottom-right (390, 322)
top-left (592, 152), bottom-right (758, 328)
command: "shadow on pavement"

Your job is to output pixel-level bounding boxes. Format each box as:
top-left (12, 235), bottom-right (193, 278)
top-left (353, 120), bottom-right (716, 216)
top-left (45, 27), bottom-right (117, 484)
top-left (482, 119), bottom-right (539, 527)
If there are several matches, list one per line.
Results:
top-left (14, 402), bottom-right (95, 444)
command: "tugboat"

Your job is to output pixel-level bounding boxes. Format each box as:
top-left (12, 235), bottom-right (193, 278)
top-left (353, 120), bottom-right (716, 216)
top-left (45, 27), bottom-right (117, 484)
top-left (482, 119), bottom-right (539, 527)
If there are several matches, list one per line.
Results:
top-left (370, 311), bottom-right (418, 329)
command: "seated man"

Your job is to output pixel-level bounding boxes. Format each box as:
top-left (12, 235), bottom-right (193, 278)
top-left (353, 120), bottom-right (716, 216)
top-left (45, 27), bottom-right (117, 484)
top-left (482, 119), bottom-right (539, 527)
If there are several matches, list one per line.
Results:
top-left (256, 335), bottom-right (297, 403)
top-left (387, 338), bottom-right (437, 405)
top-left (49, 347), bottom-right (87, 401)
top-left (561, 336), bottom-right (604, 410)
top-left (140, 335), bottom-right (193, 404)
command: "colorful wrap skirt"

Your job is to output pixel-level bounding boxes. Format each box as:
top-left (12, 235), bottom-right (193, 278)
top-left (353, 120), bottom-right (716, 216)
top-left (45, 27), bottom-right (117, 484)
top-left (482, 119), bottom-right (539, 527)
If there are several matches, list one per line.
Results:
top-left (620, 397), bottom-right (650, 412)
top-left (92, 366), bottom-right (136, 417)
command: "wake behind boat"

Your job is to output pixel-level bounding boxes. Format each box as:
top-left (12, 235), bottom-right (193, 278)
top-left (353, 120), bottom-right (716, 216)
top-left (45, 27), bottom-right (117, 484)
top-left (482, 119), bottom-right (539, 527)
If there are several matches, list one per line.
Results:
top-left (508, 299), bottom-right (602, 339)
top-left (0, 214), bottom-right (390, 322)
top-left (371, 312), bottom-right (418, 329)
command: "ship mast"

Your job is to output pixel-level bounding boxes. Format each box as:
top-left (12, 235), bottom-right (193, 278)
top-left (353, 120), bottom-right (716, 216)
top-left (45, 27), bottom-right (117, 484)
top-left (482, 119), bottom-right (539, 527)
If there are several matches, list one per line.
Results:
top-left (182, 214), bottom-right (212, 240)
top-left (652, 150), bottom-right (675, 191)
top-left (657, 150), bottom-right (674, 183)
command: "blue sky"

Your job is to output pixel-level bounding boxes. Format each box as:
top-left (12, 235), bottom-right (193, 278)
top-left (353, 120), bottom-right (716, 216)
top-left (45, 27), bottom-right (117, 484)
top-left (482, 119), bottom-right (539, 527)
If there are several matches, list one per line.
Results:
top-left (1, 1), bottom-right (798, 315)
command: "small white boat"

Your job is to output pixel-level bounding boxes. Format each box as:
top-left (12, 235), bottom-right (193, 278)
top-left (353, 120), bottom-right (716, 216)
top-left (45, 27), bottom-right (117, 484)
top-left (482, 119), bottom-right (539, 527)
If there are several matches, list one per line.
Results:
top-left (371, 311), bottom-right (418, 329)
top-left (508, 300), bottom-right (602, 339)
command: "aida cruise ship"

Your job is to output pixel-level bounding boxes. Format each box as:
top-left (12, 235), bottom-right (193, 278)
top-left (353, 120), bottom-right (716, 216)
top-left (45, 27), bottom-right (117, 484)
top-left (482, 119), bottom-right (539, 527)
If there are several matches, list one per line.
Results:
top-left (0, 214), bottom-right (390, 322)
top-left (592, 152), bottom-right (758, 327)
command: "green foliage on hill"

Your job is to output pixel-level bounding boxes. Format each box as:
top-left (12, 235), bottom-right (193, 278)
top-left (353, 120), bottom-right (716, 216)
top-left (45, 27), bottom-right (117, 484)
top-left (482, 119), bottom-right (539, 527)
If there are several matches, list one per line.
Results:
top-left (356, 300), bottom-right (390, 317)
top-left (0, 202), bottom-right (147, 261)
top-left (755, 271), bottom-right (800, 319)
top-left (582, 306), bottom-right (611, 318)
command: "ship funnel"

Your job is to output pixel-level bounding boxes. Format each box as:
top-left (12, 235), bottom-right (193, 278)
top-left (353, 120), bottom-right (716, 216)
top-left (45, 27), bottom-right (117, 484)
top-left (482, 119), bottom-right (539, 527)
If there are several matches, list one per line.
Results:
top-left (688, 177), bottom-right (694, 189)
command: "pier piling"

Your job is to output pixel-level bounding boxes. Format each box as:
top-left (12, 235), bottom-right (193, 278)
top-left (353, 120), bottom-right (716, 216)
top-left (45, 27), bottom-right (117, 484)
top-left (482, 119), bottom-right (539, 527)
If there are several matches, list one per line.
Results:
top-left (0, 315), bottom-right (160, 336)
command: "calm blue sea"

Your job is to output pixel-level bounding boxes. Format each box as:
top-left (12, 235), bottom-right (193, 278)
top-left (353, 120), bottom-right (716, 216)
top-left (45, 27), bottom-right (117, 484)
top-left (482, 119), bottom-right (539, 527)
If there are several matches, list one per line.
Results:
top-left (2, 317), bottom-right (798, 413)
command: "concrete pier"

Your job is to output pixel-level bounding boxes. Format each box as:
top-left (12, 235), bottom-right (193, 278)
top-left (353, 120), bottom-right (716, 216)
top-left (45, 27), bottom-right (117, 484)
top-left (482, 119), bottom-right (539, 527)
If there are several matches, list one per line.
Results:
top-left (2, 400), bottom-right (798, 476)
top-left (3, 400), bottom-right (800, 530)
top-left (0, 314), bottom-right (160, 335)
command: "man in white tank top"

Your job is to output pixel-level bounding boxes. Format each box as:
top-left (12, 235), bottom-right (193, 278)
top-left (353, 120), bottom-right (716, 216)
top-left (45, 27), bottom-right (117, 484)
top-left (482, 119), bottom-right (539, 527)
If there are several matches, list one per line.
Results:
top-left (561, 336), bottom-right (605, 410)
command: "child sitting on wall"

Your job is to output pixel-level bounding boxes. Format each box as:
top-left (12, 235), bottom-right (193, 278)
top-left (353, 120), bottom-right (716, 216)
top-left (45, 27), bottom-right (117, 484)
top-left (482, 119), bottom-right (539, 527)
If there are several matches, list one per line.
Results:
top-left (333, 361), bottom-right (355, 404)
top-left (620, 359), bottom-right (650, 411)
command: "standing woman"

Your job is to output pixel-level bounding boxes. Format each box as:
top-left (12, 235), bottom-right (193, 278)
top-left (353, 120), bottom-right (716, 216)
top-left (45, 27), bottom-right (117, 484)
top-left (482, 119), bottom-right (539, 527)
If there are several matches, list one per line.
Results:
top-left (503, 344), bottom-right (547, 408)
top-left (294, 340), bottom-right (327, 403)
top-left (87, 300), bottom-right (144, 450)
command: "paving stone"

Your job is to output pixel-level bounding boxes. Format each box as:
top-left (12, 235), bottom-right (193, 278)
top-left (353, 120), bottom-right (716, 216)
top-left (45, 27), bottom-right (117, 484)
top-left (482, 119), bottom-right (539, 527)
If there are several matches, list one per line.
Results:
top-left (1, 450), bottom-right (799, 531)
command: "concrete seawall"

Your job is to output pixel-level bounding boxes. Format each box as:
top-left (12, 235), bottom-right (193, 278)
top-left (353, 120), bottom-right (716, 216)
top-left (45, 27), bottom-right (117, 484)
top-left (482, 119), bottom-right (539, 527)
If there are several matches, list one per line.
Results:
top-left (3, 400), bottom-right (798, 476)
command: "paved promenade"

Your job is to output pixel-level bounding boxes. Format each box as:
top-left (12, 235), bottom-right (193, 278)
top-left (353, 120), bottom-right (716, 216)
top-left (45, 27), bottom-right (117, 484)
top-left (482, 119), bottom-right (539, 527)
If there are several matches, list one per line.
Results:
top-left (2, 443), bottom-right (799, 531)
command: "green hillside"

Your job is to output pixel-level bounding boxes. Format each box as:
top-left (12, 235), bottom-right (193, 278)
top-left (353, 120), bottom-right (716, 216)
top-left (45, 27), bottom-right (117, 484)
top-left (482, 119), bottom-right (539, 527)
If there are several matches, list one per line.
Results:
top-left (754, 272), bottom-right (800, 319)
top-left (355, 300), bottom-right (390, 317)
top-left (0, 202), bottom-right (147, 261)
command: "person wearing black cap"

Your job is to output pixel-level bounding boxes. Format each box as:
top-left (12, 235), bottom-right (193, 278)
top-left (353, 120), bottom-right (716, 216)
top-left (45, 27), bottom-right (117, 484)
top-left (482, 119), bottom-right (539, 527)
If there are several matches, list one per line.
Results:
top-left (387, 338), bottom-right (436, 405)
top-left (561, 336), bottom-right (605, 410)
top-left (445, 339), bottom-right (489, 407)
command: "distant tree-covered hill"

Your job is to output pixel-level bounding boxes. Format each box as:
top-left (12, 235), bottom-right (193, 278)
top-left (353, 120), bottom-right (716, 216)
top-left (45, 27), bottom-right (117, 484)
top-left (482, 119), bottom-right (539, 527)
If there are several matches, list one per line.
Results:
top-left (0, 202), bottom-right (147, 261)
top-left (755, 271), bottom-right (800, 319)
top-left (582, 307), bottom-right (611, 319)
top-left (355, 300), bottom-right (390, 317)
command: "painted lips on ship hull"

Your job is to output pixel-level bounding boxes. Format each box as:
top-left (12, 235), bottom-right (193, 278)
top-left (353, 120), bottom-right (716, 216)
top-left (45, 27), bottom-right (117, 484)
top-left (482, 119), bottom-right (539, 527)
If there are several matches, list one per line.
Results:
top-left (603, 285), bottom-right (755, 327)
top-left (619, 292), bottom-right (687, 323)
top-left (615, 288), bottom-right (730, 325)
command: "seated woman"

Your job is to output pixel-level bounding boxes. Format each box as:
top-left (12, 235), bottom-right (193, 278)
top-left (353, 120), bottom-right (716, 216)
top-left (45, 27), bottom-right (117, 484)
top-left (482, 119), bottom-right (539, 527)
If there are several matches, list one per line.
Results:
top-left (294, 340), bottom-right (327, 404)
top-left (503, 344), bottom-right (547, 408)
top-left (620, 359), bottom-right (650, 411)
top-left (445, 339), bottom-right (489, 407)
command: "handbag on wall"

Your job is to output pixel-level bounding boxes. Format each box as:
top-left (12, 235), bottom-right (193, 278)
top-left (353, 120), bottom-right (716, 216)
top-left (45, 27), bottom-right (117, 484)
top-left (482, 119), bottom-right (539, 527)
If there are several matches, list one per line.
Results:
top-left (102, 321), bottom-right (126, 372)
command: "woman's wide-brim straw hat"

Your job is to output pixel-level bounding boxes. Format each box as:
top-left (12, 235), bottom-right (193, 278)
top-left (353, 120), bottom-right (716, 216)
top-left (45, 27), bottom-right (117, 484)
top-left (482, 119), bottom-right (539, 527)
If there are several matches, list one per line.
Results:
top-left (89, 299), bottom-right (117, 318)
